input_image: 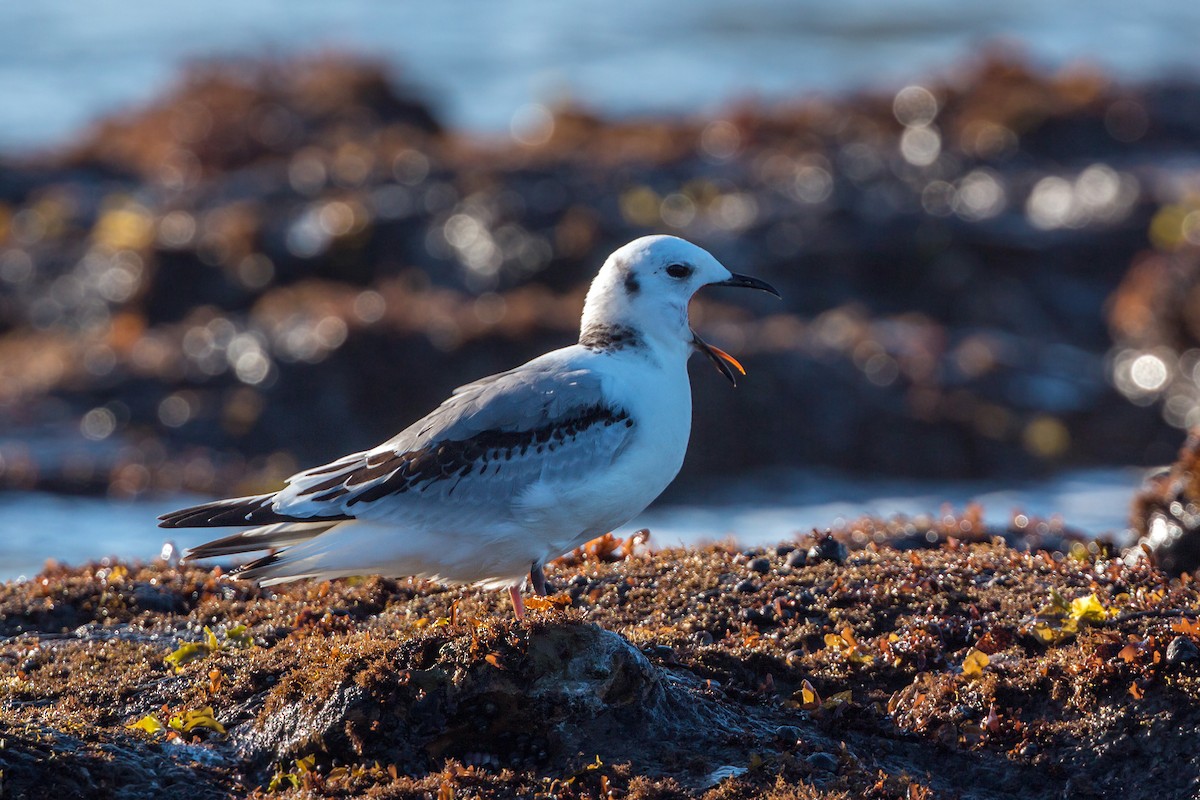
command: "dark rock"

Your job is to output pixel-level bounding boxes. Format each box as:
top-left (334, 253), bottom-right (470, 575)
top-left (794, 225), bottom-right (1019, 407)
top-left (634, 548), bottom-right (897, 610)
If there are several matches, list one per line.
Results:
top-left (1, 713), bottom-right (229, 799)
top-left (775, 544), bottom-right (796, 557)
top-left (739, 607), bottom-right (774, 628)
top-left (645, 644), bottom-right (675, 661)
top-left (236, 622), bottom-right (776, 779)
top-left (131, 581), bottom-right (186, 613)
top-left (748, 557), bottom-right (771, 574)
top-left (806, 751), bottom-right (839, 773)
top-left (785, 549), bottom-right (808, 569)
top-left (1166, 635), bottom-right (1199, 665)
top-left (735, 579), bottom-right (758, 594)
top-left (774, 725), bottom-right (802, 743)
top-left (807, 534), bottom-right (848, 565)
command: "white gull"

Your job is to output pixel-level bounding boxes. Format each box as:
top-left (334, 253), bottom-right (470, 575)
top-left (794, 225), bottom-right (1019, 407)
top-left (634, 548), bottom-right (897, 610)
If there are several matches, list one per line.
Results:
top-left (159, 235), bottom-right (779, 617)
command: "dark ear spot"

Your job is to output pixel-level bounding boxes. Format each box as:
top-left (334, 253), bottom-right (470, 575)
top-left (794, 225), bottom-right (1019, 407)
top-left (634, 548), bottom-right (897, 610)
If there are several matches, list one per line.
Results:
top-left (624, 270), bottom-right (640, 295)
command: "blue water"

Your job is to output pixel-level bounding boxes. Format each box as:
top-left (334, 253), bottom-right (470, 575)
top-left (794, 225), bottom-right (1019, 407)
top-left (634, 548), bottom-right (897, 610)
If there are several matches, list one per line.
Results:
top-left (0, 0), bottom-right (1197, 152)
top-left (0, 468), bottom-right (1140, 582)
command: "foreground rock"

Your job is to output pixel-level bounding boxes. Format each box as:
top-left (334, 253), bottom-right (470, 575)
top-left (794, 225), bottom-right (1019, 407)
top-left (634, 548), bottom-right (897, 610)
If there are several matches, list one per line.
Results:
top-left (3, 516), bottom-right (1200, 799)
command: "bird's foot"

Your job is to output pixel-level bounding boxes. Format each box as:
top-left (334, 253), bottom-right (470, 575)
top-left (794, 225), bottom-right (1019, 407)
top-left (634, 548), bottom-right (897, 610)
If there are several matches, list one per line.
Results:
top-left (530, 563), bottom-right (548, 596)
top-left (508, 584), bottom-right (525, 620)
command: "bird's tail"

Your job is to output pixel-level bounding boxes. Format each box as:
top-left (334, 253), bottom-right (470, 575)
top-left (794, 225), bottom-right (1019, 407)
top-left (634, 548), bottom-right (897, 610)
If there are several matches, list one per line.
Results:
top-left (181, 520), bottom-right (336, 559)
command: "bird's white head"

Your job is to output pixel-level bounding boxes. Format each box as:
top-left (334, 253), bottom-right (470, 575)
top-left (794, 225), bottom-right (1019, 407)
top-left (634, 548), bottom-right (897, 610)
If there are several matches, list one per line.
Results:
top-left (579, 235), bottom-right (780, 382)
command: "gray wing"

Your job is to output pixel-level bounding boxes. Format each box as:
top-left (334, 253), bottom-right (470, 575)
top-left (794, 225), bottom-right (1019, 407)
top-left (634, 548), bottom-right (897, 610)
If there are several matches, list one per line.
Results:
top-left (270, 363), bottom-right (636, 518)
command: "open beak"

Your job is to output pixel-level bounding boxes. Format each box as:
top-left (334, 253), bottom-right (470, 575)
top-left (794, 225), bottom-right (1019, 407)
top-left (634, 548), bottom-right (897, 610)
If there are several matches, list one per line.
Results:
top-left (692, 329), bottom-right (747, 387)
top-left (694, 271), bottom-right (779, 386)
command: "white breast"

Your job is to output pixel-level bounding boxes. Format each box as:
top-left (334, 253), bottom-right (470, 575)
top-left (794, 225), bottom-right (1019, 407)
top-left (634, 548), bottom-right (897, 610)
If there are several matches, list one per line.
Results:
top-left (516, 348), bottom-right (694, 556)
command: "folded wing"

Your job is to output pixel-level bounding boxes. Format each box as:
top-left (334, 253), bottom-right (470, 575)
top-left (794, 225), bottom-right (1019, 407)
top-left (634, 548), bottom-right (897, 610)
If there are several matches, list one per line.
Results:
top-left (160, 362), bottom-right (636, 532)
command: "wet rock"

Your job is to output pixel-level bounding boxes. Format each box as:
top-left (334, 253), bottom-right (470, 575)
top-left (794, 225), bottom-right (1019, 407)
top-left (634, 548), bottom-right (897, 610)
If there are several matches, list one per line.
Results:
top-left (774, 724), bottom-right (801, 743)
top-left (747, 557), bottom-right (771, 574)
top-left (735, 579), bottom-right (758, 593)
top-left (806, 751), bottom-right (839, 773)
top-left (0, 720), bottom-right (228, 800)
top-left (785, 549), bottom-right (808, 569)
top-left (5, 537), bottom-right (1200, 797)
top-left (131, 581), bottom-right (186, 613)
top-left (237, 621), bottom-right (773, 780)
top-left (1166, 635), bottom-right (1199, 665)
top-left (739, 607), bottom-right (773, 628)
top-left (645, 644), bottom-right (675, 661)
top-left (807, 533), bottom-right (848, 565)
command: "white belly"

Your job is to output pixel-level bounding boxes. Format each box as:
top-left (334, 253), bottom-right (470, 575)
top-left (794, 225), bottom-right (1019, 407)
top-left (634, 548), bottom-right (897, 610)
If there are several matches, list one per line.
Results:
top-left (516, 355), bottom-right (693, 558)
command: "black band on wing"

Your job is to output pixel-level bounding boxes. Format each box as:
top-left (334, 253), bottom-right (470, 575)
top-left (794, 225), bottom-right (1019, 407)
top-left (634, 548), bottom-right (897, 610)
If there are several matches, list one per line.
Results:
top-left (296, 404), bottom-right (634, 506)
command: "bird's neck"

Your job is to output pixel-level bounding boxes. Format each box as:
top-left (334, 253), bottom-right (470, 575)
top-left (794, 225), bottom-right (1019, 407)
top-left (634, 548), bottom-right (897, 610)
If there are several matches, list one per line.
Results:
top-left (578, 315), bottom-right (691, 367)
top-left (580, 273), bottom-right (691, 360)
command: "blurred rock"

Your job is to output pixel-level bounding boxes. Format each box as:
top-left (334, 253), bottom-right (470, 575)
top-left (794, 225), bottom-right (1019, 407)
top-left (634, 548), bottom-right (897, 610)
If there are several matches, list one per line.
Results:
top-left (1, 51), bottom-right (1198, 496)
top-left (1131, 429), bottom-right (1200, 574)
top-left (62, 54), bottom-right (441, 179)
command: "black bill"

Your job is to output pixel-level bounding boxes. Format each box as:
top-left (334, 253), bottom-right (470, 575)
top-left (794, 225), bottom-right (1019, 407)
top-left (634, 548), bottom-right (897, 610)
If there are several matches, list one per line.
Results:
top-left (711, 272), bottom-right (781, 298)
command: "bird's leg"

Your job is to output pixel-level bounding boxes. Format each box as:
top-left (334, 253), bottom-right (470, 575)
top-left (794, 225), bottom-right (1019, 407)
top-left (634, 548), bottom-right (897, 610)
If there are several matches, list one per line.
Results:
top-left (508, 585), bottom-right (526, 620)
top-left (530, 562), bottom-right (548, 596)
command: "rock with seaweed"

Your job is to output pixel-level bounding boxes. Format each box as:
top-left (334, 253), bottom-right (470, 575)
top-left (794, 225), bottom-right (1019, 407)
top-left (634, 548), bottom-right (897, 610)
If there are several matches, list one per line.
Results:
top-left (3, 513), bottom-right (1200, 799)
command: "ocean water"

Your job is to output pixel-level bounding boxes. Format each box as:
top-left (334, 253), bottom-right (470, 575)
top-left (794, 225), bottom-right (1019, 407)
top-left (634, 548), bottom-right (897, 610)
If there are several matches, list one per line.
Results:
top-left (0, 0), bottom-right (1198, 152)
top-left (0, 467), bottom-right (1141, 582)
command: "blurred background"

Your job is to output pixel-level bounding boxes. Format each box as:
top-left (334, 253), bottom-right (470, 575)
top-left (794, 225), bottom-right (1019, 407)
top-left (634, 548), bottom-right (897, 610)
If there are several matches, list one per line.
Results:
top-left (3, 0), bottom-right (1200, 578)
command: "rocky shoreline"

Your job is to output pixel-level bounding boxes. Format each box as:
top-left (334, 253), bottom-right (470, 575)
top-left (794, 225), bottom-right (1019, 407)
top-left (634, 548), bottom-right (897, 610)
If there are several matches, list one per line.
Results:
top-left (3, 52), bottom-right (1200, 500)
top-left (8, 49), bottom-right (1200, 799)
top-left (3, 508), bottom-right (1200, 799)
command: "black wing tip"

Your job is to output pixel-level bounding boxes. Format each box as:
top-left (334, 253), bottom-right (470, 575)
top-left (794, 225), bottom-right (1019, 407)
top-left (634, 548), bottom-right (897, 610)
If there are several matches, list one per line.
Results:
top-left (158, 509), bottom-right (199, 528)
top-left (157, 504), bottom-right (220, 529)
top-left (158, 495), bottom-right (355, 531)
top-left (157, 500), bottom-right (256, 529)
top-left (231, 553), bottom-right (284, 582)
top-left (182, 533), bottom-right (258, 561)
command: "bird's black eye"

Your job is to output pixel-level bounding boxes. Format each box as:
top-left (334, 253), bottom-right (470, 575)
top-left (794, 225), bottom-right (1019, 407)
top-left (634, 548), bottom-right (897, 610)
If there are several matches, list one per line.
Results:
top-left (666, 263), bottom-right (692, 279)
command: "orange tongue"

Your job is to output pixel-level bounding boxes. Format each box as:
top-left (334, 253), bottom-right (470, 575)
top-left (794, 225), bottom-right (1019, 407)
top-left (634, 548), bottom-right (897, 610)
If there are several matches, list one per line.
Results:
top-left (706, 343), bottom-right (746, 376)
